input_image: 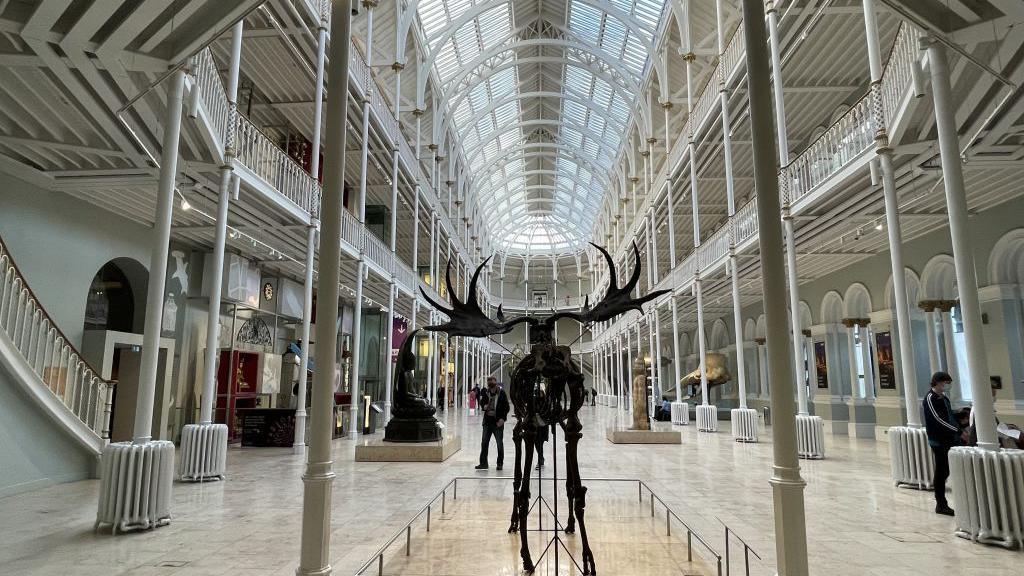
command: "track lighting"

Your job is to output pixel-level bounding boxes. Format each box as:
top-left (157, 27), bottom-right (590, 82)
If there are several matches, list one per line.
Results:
top-left (181, 198), bottom-right (191, 211)
top-left (875, 223), bottom-right (884, 231)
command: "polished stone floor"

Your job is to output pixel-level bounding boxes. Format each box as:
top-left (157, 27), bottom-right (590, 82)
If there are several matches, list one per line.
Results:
top-left (0, 405), bottom-right (1018, 575)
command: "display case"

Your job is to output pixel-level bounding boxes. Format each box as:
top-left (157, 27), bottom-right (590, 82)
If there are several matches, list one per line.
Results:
top-left (216, 350), bottom-right (261, 441)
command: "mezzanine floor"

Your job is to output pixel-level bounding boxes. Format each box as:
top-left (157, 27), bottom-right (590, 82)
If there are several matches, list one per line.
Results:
top-left (0, 407), bottom-right (1017, 576)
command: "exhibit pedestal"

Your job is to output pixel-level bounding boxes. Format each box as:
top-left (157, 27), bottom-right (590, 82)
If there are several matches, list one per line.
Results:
top-left (731, 408), bottom-right (759, 442)
top-left (671, 401), bottom-right (689, 425)
top-left (950, 446), bottom-right (1024, 549)
top-left (355, 434), bottom-right (461, 462)
top-left (696, 404), bottom-right (718, 432)
top-left (178, 423), bottom-right (228, 481)
top-left (605, 427), bottom-right (682, 444)
top-left (888, 425), bottom-right (933, 490)
top-left (796, 414), bottom-right (826, 459)
top-left (384, 417), bottom-right (442, 443)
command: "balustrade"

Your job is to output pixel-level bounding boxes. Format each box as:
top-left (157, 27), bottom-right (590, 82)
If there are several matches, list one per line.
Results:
top-left (190, 50), bottom-right (231, 149)
top-left (785, 95), bottom-right (874, 206)
top-left (234, 116), bottom-right (321, 217)
top-left (879, 24), bottom-right (922, 129)
top-left (0, 241), bottom-right (112, 439)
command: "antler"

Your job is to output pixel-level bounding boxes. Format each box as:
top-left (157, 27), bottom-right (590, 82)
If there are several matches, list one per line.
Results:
top-left (420, 256), bottom-right (515, 338)
top-left (575, 242), bottom-right (669, 324)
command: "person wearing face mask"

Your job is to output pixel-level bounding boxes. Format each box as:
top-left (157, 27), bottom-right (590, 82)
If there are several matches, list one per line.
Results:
top-left (923, 371), bottom-right (959, 516)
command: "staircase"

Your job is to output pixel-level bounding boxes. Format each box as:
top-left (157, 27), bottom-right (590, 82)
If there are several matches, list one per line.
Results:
top-left (0, 236), bottom-right (112, 456)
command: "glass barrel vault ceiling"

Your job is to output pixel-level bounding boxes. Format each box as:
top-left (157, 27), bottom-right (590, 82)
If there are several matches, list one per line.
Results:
top-left (416, 0), bottom-right (668, 255)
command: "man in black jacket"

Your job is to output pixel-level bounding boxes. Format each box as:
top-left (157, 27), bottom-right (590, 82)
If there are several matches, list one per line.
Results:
top-left (923, 371), bottom-right (958, 516)
top-left (475, 376), bottom-right (510, 470)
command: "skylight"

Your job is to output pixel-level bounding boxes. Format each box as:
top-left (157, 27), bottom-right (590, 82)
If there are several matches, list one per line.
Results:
top-left (416, 0), bottom-right (668, 255)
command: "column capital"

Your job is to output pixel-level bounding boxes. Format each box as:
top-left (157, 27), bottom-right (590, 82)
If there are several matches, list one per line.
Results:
top-left (918, 299), bottom-right (941, 312)
top-left (645, 137), bottom-right (657, 145)
top-left (681, 51), bottom-right (697, 62)
top-left (801, 329), bottom-right (812, 337)
top-left (412, 108), bottom-right (425, 116)
top-left (361, 0), bottom-right (378, 7)
top-left (754, 337), bottom-right (766, 345)
top-left (391, 61), bottom-right (405, 71)
top-left (934, 299), bottom-right (959, 312)
top-left (660, 101), bottom-right (673, 110)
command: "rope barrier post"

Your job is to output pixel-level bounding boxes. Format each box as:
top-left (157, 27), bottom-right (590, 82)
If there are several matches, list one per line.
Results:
top-left (406, 526), bottom-right (411, 556)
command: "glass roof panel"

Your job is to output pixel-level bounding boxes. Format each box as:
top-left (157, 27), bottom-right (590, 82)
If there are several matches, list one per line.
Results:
top-left (416, 0), bottom-right (667, 255)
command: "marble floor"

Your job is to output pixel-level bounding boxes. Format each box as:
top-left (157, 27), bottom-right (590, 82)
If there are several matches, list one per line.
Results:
top-left (0, 406), bottom-right (1019, 576)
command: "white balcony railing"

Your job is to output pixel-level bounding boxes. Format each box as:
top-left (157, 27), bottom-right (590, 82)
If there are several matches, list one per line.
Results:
top-left (234, 116), bottom-right (321, 218)
top-left (0, 239), bottom-right (112, 440)
top-left (190, 49), bottom-right (230, 149)
top-left (879, 23), bottom-right (923, 129)
top-left (784, 94), bottom-right (874, 206)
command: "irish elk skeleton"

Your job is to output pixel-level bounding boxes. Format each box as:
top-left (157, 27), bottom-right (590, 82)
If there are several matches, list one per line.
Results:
top-left (420, 243), bottom-right (667, 574)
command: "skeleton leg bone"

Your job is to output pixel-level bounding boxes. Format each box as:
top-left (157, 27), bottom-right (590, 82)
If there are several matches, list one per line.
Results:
top-left (518, 426), bottom-right (537, 573)
top-left (508, 419), bottom-right (524, 533)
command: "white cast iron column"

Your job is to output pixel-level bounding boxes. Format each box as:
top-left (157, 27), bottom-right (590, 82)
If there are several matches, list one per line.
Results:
top-left (297, 1), bottom-right (352, 572)
top-left (924, 38), bottom-right (997, 448)
top-left (741, 1), bottom-right (810, 572)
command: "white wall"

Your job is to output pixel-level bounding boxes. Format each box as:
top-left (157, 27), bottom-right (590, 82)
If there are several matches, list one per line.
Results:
top-left (0, 361), bottom-right (96, 497)
top-left (0, 173), bottom-right (154, 348)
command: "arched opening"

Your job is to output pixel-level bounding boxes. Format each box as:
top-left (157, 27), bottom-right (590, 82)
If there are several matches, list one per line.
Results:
top-left (84, 258), bottom-right (148, 333)
top-left (82, 258), bottom-right (149, 442)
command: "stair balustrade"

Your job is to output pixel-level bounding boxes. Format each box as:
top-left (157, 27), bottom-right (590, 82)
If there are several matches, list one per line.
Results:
top-left (0, 238), bottom-right (112, 442)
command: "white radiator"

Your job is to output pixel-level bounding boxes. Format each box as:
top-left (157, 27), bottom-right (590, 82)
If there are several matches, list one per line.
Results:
top-left (796, 415), bottom-right (825, 459)
top-left (731, 408), bottom-right (759, 442)
top-left (95, 440), bottom-right (175, 534)
top-left (950, 447), bottom-right (1024, 549)
top-left (178, 423), bottom-right (228, 482)
top-left (696, 404), bottom-right (717, 432)
top-left (671, 402), bottom-right (689, 426)
top-left (888, 426), bottom-right (932, 489)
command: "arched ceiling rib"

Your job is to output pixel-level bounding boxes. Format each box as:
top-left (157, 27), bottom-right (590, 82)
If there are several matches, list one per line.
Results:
top-left (414, 0), bottom-right (668, 255)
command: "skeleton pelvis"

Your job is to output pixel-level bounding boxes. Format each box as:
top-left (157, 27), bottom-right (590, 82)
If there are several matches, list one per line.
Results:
top-left (679, 352), bottom-right (731, 388)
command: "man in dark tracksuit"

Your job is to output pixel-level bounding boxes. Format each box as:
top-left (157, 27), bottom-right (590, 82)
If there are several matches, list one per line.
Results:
top-left (475, 376), bottom-right (510, 470)
top-left (923, 371), bottom-right (959, 516)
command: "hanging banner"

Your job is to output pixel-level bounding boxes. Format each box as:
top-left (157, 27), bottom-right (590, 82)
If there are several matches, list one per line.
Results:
top-left (391, 317), bottom-right (409, 363)
top-left (875, 330), bottom-right (895, 390)
top-left (814, 341), bottom-right (829, 389)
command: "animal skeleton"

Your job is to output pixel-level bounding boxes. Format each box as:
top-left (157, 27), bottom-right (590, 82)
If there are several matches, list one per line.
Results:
top-left (421, 242), bottom-right (667, 574)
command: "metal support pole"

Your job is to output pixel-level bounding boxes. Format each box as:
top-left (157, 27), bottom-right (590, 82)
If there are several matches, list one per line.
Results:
top-left (730, 257), bottom-right (748, 409)
top-left (863, 0), bottom-right (920, 426)
top-left (134, 69), bottom-right (186, 443)
top-left (924, 38), bottom-right (997, 449)
top-left (297, 2), bottom-right (352, 572)
top-left (671, 296), bottom-right (682, 402)
top-left (294, 223), bottom-right (317, 452)
top-left (695, 278), bottom-right (709, 403)
top-left (200, 21), bottom-right (243, 426)
top-left (740, 2), bottom-right (809, 573)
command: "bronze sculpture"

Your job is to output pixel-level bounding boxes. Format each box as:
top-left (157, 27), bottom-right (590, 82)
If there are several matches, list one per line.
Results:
top-left (383, 328), bottom-right (442, 442)
top-left (420, 242), bottom-right (667, 575)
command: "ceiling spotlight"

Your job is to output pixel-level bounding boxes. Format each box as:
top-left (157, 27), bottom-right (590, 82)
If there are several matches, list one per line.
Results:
top-left (181, 198), bottom-right (191, 211)
top-left (874, 223), bottom-right (884, 231)
top-left (228, 229), bottom-right (238, 239)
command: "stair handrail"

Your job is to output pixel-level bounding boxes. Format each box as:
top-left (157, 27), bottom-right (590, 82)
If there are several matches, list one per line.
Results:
top-left (0, 237), bottom-right (113, 439)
